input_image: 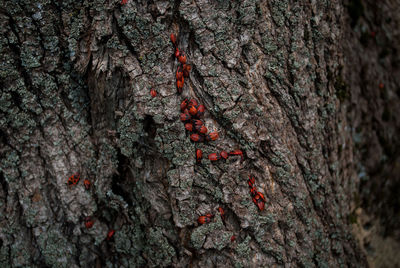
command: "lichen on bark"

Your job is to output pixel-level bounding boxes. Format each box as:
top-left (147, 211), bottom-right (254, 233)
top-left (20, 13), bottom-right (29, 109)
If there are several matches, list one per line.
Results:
top-left (1, 0), bottom-right (399, 267)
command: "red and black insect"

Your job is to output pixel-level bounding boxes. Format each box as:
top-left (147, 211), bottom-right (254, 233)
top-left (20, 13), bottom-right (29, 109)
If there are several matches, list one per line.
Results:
top-left (206, 131), bottom-right (219, 141)
top-left (121, 0), bottom-right (128, 5)
top-left (183, 64), bottom-right (191, 77)
top-left (253, 192), bottom-right (266, 211)
top-left (247, 174), bottom-right (266, 210)
top-left (195, 124), bottom-right (208, 134)
top-left (106, 229), bottom-right (115, 240)
top-left (218, 207), bottom-right (225, 221)
top-left (229, 150), bottom-right (244, 161)
top-left (185, 123), bottom-right (193, 131)
top-left (196, 149), bottom-right (203, 163)
top-left (84, 179), bottom-right (91, 190)
top-left (231, 235), bottom-right (236, 242)
top-left (67, 173), bottom-right (80, 186)
top-left (176, 78), bottom-right (184, 94)
top-left (85, 217), bottom-right (94, 229)
top-left (220, 151), bottom-right (229, 160)
top-left (208, 153), bottom-right (221, 161)
top-left (197, 214), bottom-right (214, 224)
top-left (178, 51), bottom-right (187, 64)
top-left (180, 113), bottom-right (191, 122)
top-left (196, 105), bottom-right (205, 117)
top-left (192, 119), bottom-right (203, 127)
top-left (150, 89), bottom-right (157, 98)
top-left (190, 133), bottom-right (204, 142)
top-left (188, 99), bottom-right (198, 107)
top-left (248, 175), bottom-right (255, 187)
top-left (249, 186), bottom-right (257, 197)
top-left (180, 98), bottom-right (189, 111)
top-left (175, 47), bottom-right (180, 58)
top-left (176, 66), bottom-right (184, 80)
top-left (188, 105), bottom-right (197, 116)
top-left (170, 33), bottom-right (177, 47)
top-left (248, 175), bottom-right (258, 197)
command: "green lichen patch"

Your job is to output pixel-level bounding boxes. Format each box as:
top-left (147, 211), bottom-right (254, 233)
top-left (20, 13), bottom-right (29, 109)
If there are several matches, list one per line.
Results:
top-left (143, 227), bottom-right (176, 267)
top-left (235, 235), bottom-right (251, 259)
top-left (203, 229), bottom-right (232, 250)
top-left (37, 227), bottom-right (76, 268)
top-left (0, 150), bottom-right (20, 183)
top-left (191, 216), bottom-right (225, 250)
top-left (115, 225), bottom-right (145, 260)
top-left (0, 244), bottom-right (11, 267)
top-left (256, 213), bottom-right (276, 227)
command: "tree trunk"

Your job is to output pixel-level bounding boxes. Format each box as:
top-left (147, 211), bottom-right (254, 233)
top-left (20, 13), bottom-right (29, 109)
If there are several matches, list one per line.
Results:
top-left (0, 0), bottom-right (398, 267)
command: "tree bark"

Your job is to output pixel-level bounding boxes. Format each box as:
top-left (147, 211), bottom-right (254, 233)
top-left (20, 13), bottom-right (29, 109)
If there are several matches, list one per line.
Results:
top-left (0, 0), bottom-right (398, 267)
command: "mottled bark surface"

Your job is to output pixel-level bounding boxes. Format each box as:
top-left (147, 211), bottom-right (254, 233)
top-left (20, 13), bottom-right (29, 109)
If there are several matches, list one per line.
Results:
top-left (0, 0), bottom-right (398, 267)
top-left (342, 0), bottom-right (400, 266)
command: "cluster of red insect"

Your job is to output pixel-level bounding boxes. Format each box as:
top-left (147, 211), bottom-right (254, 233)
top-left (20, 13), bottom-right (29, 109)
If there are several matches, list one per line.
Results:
top-left (198, 208), bottom-right (235, 242)
top-left (248, 175), bottom-right (266, 211)
top-left (67, 174), bottom-right (115, 240)
top-left (84, 216), bottom-right (115, 240)
top-left (197, 207), bottom-right (225, 225)
top-left (180, 98), bottom-right (219, 144)
top-left (67, 173), bottom-right (91, 190)
top-left (208, 149), bottom-right (244, 162)
top-left (169, 34), bottom-right (263, 235)
top-left (170, 34), bottom-right (191, 94)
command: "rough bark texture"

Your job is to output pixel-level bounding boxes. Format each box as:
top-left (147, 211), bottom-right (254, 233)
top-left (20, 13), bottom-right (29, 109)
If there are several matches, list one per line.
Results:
top-left (0, 0), bottom-right (398, 267)
top-left (342, 0), bottom-right (400, 266)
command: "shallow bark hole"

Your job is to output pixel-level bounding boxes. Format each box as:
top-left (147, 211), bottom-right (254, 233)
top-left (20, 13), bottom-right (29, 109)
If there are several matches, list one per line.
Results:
top-left (111, 179), bottom-right (133, 207)
top-left (363, 221), bottom-right (372, 230)
top-left (111, 151), bottom-right (133, 206)
top-left (0, 172), bottom-right (8, 196)
top-left (143, 115), bottom-right (157, 140)
top-left (116, 149), bottom-right (129, 180)
top-left (10, 91), bottom-right (22, 107)
top-left (61, 220), bottom-right (75, 238)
